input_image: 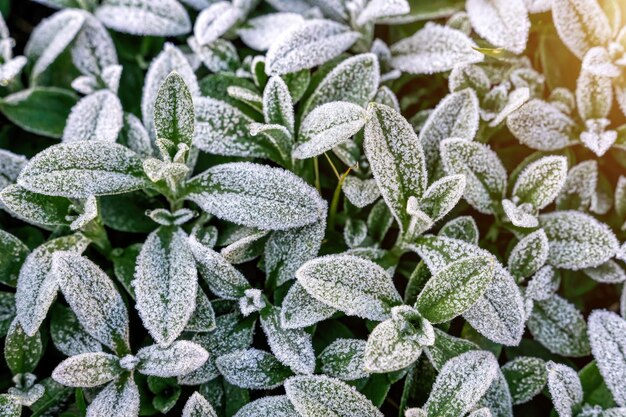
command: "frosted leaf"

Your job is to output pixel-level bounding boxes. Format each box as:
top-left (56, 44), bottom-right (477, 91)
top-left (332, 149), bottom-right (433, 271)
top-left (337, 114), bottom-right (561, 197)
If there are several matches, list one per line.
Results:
top-left (95, 0), bottom-right (191, 37)
top-left (136, 341), bottom-right (208, 377)
top-left (0, 56), bottom-right (27, 85)
top-left (342, 176), bottom-right (380, 208)
top-left (502, 199), bottom-right (539, 228)
top-left (154, 72), bottom-right (195, 150)
top-left (588, 310), bottom-right (626, 406)
top-left (584, 260), bottom-right (626, 283)
top-left (194, 2), bottom-right (242, 46)
top-left (0, 149), bottom-right (26, 185)
top-left (0, 394), bottom-right (19, 417)
top-left (85, 378), bottom-right (140, 417)
top-left (53, 252), bottom-right (129, 353)
top-left (182, 392), bottom-right (218, 417)
top-left (546, 361), bottom-right (582, 417)
top-left (582, 46), bottom-right (621, 78)
top-left (405, 409), bottom-right (426, 417)
top-left (440, 138), bottom-right (507, 215)
top-left (189, 37), bottom-right (239, 74)
top-left (539, 211), bottom-right (618, 270)
top-left (580, 119), bottom-right (617, 157)
top-left (221, 231), bottom-right (268, 265)
top-left (374, 86), bottom-right (399, 111)
top-left (62, 91), bottom-right (123, 143)
top-left (184, 162), bottom-right (326, 230)
top-left (556, 160), bottom-right (597, 210)
top-left (263, 76), bottom-right (294, 132)
top-left (420, 174), bottom-right (466, 222)
top-left (4, 319), bottom-right (42, 375)
top-left (364, 317), bottom-right (423, 373)
top-left (16, 233), bottom-right (89, 336)
top-left (265, 19), bottom-right (360, 76)
top-left (179, 0), bottom-right (213, 9)
top-left (237, 288), bottom-right (265, 317)
top-left (227, 85), bottom-right (262, 108)
top-left (489, 87), bottom-right (530, 127)
top-left (71, 15), bottom-right (117, 77)
top-left (25, 9), bottom-right (85, 79)
top-left (142, 43), bottom-right (199, 142)
top-left (577, 71), bottom-right (613, 120)
top-left (306, 0), bottom-right (347, 20)
top-left (51, 352), bottom-right (121, 388)
top-left (134, 226), bottom-right (197, 347)
top-left (390, 23), bottom-right (483, 74)
top-left (508, 229), bottom-right (549, 280)
top-left (424, 351), bottom-right (499, 417)
top-left (285, 375), bottom-right (383, 417)
top-left (469, 409), bottom-right (493, 417)
top-left (552, 0), bottom-right (611, 59)
top-left (72, 76), bottom-right (98, 96)
top-left (501, 356), bottom-right (547, 405)
top-left (17, 141), bottom-right (148, 198)
top-left (294, 102), bottom-right (366, 159)
top-left (0, 186), bottom-right (71, 229)
top-left (50, 304), bottom-right (102, 356)
top-left (295, 254), bottom-right (402, 321)
top-left (525, 0), bottom-right (551, 13)
top-left (102, 65), bottom-right (122, 94)
top-left (216, 348), bottom-right (292, 389)
top-left (233, 396), bottom-right (299, 417)
top-left (512, 156), bottom-right (568, 210)
top-left (527, 294), bottom-right (591, 357)
top-left (344, 218), bottom-right (367, 248)
top-left (449, 65), bottom-right (491, 96)
top-left (364, 103), bottom-right (427, 231)
top-left (301, 53), bottom-right (379, 118)
top-left (239, 13), bottom-right (305, 51)
top-left (477, 371), bottom-right (513, 417)
top-left (185, 288), bottom-right (216, 333)
top-left (526, 265), bottom-right (560, 301)
top-left (319, 338), bottom-right (368, 380)
top-left (438, 216), bottom-right (479, 245)
top-left (466, 0), bottom-right (530, 54)
top-left (280, 281), bottom-right (336, 329)
top-left (356, 0), bottom-right (410, 26)
top-left (507, 99), bottom-right (577, 151)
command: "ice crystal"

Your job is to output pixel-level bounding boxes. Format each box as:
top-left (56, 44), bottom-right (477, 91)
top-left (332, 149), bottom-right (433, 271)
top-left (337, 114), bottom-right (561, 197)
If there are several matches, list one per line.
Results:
top-left (584, 260), bottom-right (626, 283)
top-left (95, 0), bottom-right (191, 37)
top-left (319, 338), bottom-right (368, 380)
top-left (501, 356), bottom-right (547, 405)
top-left (71, 15), bottom-right (117, 78)
top-left (263, 76), bottom-right (294, 132)
top-left (420, 174), bottom-right (466, 222)
top-left (356, 0), bottom-right (410, 26)
top-left (466, 0), bottom-right (530, 54)
top-left (50, 305), bottom-right (102, 356)
top-left (577, 71), bottom-right (613, 120)
top-left (342, 176), bottom-right (380, 208)
top-left (62, 91), bottom-right (123, 143)
top-left (526, 266), bottom-right (560, 301)
top-left (85, 378), bottom-right (140, 417)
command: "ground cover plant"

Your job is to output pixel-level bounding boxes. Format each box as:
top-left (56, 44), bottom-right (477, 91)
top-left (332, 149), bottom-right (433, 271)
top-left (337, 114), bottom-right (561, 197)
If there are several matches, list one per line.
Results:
top-left (1, 0), bottom-right (626, 416)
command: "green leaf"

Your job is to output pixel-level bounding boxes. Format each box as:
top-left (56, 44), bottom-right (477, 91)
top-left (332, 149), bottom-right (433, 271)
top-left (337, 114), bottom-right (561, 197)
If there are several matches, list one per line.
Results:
top-left (424, 328), bottom-right (478, 371)
top-left (364, 316), bottom-right (424, 373)
top-left (186, 288), bottom-right (217, 333)
top-left (154, 71), bottom-right (195, 150)
top-left (4, 319), bottom-right (42, 375)
top-left (0, 185), bottom-right (72, 229)
top-left (85, 377), bottom-right (140, 416)
top-left (233, 395), bottom-right (299, 417)
top-left (52, 352), bottom-right (121, 388)
top-left (501, 356), bottom-right (547, 405)
top-left (578, 361), bottom-right (616, 407)
top-left (137, 341), bottom-right (209, 378)
top-left (0, 229), bottom-right (29, 287)
top-left (420, 174), bottom-right (466, 222)
top-left (280, 281), bottom-right (336, 329)
top-left (50, 304), bottom-right (102, 357)
top-left (319, 338), bottom-right (368, 381)
top-left (546, 361), bottom-right (583, 417)
top-left (438, 216), bottom-right (479, 245)
top-left (216, 348), bottom-right (293, 390)
top-left (0, 292), bottom-right (16, 338)
top-left (507, 229), bottom-right (549, 280)
top-left (182, 392), bottom-right (218, 417)
top-left (263, 76), bottom-right (294, 132)
top-left (511, 156), bottom-right (568, 210)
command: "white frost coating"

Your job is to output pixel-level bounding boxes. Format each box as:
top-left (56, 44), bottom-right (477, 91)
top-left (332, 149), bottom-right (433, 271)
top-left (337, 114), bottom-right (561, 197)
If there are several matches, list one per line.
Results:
top-left (216, 348), bottom-right (291, 389)
top-left (265, 19), bottom-right (360, 75)
top-left (85, 378), bottom-right (140, 417)
top-left (579, 118), bottom-right (616, 157)
top-left (356, 0), bottom-right (410, 26)
top-left (556, 160), bottom-right (598, 209)
top-left (102, 65), bottom-right (123, 94)
top-left (239, 13), bottom-right (305, 51)
top-left (466, 0), bottom-right (530, 54)
top-left (70, 195), bottom-right (98, 231)
top-left (134, 226), bottom-right (197, 347)
top-left (0, 56), bottom-right (27, 86)
top-left (526, 265), bottom-right (560, 301)
top-left (507, 99), bottom-right (577, 151)
top-left (0, 149), bottom-right (27, 182)
top-left (489, 87), bottom-right (530, 127)
top-left (577, 70), bottom-right (613, 120)
top-left (440, 138), bottom-right (507, 215)
top-left (390, 23), bottom-right (483, 74)
top-left (233, 396), bottom-right (299, 417)
top-left (502, 199), bottom-right (539, 228)
top-left (425, 351), bottom-right (499, 417)
top-left (296, 254), bottom-right (402, 321)
top-left (17, 141), bottom-right (148, 198)
top-left (280, 281), bottom-right (336, 329)
top-left (584, 260), bottom-right (626, 283)
top-left (62, 91), bottom-right (124, 143)
top-left (588, 310), bottom-right (626, 406)
top-left (285, 375), bottom-right (383, 417)
top-left (539, 211), bottom-right (618, 270)
top-left (320, 338), bottom-right (368, 380)
top-left (263, 76), bottom-right (294, 132)
top-left (51, 306), bottom-right (103, 356)
top-left (508, 229), bottom-right (549, 279)
top-left (137, 341), bottom-right (208, 377)
top-left (16, 234), bottom-right (89, 337)
top-left (52, 352), bottom-right (120, 388)
top-left (185, 162), bottom-right (326, 230)
top-left (53, 252), bottom-right (129, 352)
top-left (551, 0), bottom-right (611, 59)
top-left (71, 15), bottom-right (117, 77)
top-left (95, 0), bottom-right (191, 37)
top-left (260, 306), bottom-right (316, 375)
top-left (294, 102), bottom-right (366, 159)
top-left (194, 2), bottom-right (242, 46)
top-left (121, 114), bottom-right (153, 158)
top-left (364, 318), bottom-right (422, 373)
top-left (525, 0), bottom-right (551, 13)
top-left (512, 156), bottom-right (568, 210)
top-left (546, 361), bottom-right (582, 417)
top-left (342, 176), bottom-right (380, 208)
top-left (582, 46), bottom-right (621, 78)
top-left (221, 231), bottom-right (269, 265)
top-left (182, 392), bottom-right (218, 417)
top-left (420, 174), bottom-right (466, 221)
top-left (501, 356), bottom-right (547, 405)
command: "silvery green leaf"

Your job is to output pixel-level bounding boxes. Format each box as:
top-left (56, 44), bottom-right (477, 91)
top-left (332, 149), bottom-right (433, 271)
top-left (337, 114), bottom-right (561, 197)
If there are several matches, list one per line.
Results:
top-left (489, 87), bottom-right (530, 128)
top-left (0, 394), bottom-right (19, 416)
top-left (154, 72), bottom-right (195, 150)
top-left (374, 86), bottom-right (399, 111)
top-left (440, 138), bottom-right (507, 214)
top-left (184, 162), bottom-right (326, 230)
top-left (580, 120), bottom-right (616, 157)
top-left (263, 76), bottom-right (294, 132)
top-left (96, 0), bottom-right (191, 36)
top-left (189, 37), bottom-right (239, 74)
top-left (424, 351), bottom-right (499, 417)
top-left (466, 0), bottom-right (529, 54)
top-left (137, 341), bottom-right (208, 377)
top-left (265, 19), bottom-right (360, 76)
top-left (307, 0), bottom-right (347, 20)
top-left (512, 156), bottom-right (568, 210)
top-left (438, 216), bottom-right (479, 245)
top-left (584, 260), bottom-right (626, 283)
top-left (390, 23), bottom-right (483, 74)
top-left (51, 352), bottom-right (121, 387)
top-left (0, 149), bottom-right (27, 186)
top-left (194, 2), bottom-right (242, 46)
top-left (526, 265), bottom-right (560, 301)
top-left (296, 254), bottom-right (402, 321)
top-left (233, 395), bottom-right (299, 417)
top-left (507, 229), bottom-right (549, 280)
top-left (25, 9), bottom-right (85, 79)
top-left (17, 141), bottom-right (148, 198)
top-left (71, 15), bottom-right (117, 78)
top-left (577, 71), bottom-right (613, 120)
top-left (0, 56), bottom-right (26, 86)
top-left (478, 370), bottom-right (513, 417)
top-left (85, 378), bottom-right (140, 417)
top-left (16, 233), bottom-right (89, 337)
top-left (539, 211), bottom-right (618, 270)
top-left (319, 338), bottom-right (368, 380)
top-left (501, 356), bottom-right (547, 405)
top-left (62, 91), bottom-right (123, 143)
top-left (4, 319), bottom-right (42, 375)
top-left (285, 375), bottom-right (383, 417)
top-left (239, 13), bottom-right (305, 51)
top-left (507, 99), bottom-right (577, 151)
top-left (364, 317), bottom-right (423, 373)
top-left (582, 46), bottom-right (621, 78)
top-left (588, 310), bottom-right (626, 406)
top-left (185, 288), bottom-right (216, 333)
top-left (420, 174), bottom-right (466, 222)
top-left (301, 53), bottom-right (379, 117)
top-left (182, 392), bottom-right (218, 417)
top-left (342, 176), bottom-right (380, 208)
top-left (294, 102), bottom-right (366, 159)
top-left (449, 64), bottom-right (491, 96)
top-left (261, 306), bottom-right (316, 375)
top-left (280, 281), bottom-right (336, 329)
top-left (53, 252), bottom-right (130, 354)
top-left (0, 229), bottom-right (29, 287)
top-left (221, 230), bottom-right (268, 264)
top-left (119, 113), bottom-right (153, 158)
top-left (527, 294), bottom-right (591, 357)
top-left (364, 103), bottom-right (427, 231)
top-left (501, 199), bottom-right (538, 228)
top-left (356, 0), bottom-right (410, 26)
top-left (556, 160), bottom-right (598, 210)
top-left (216, 348), bottom-right (293, 389)
top-left (546, 361), bottom-right (582, 417)
top-left (552, 0), bottom-right (611, 59)
top-left (50, 304), bottom-right (102, 356)
top-left (344, 219), bottom-right (367, 248)
top-left (134, 226), bottom-right (197, 347)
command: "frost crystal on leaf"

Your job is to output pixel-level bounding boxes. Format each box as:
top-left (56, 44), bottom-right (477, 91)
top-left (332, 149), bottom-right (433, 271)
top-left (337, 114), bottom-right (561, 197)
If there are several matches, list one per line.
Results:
top-left (280, 281), bottom-right (336, 329)
top-left (194, 2), bottom-right (242, 47)
top-left (466, 0), bottom-right (530, 54)
top-left (233, 396), bottom-right (299, 417)
top-left (526, 265), bottom-right (560, 301)
top-left (52, 352), bottom-right (121, 388)
top-left (84, 378), bottom-right (140, 417)
top-left (216, 348), bottom-right (292, 389)
top-left (577, 70), bottom-right (613, 120)
top-left (583, 260), bottom-right (626, 283)
top-left (95, 0), bottom-right (191, 37)
top-left (136, 340), bottom-right (208, 377)
top-left (342, 176), bottom-right (380, 208)
top-left (508, 229), bottom-right (549, 280)
top-left (512, 156), bottom-right (568, 210)
top-left (239, 13), bottom-right (305, 51)
top-left (182, 392), bottom-right (218, 417)
top-left (319, 338), bottom-right (368, 380)
top-left (62, 91), bottom-right (123, 143)
top-left (546, 361), bottom-right (582, 417)
top-left (551, 0), bottom-right (611, 59)
top-left (507, 100), bottom-right (577, 151)
top-left (501, 356), bottom-right (547, 405)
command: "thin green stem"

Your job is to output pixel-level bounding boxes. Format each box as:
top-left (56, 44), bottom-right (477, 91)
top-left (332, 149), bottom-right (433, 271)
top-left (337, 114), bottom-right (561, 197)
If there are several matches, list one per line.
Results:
top-left (327, 165), bottom-right (355, 232)
top-left (323, 152), bottom-right (341, 180)
top-left (313, 157), bottom-right (321, 193)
